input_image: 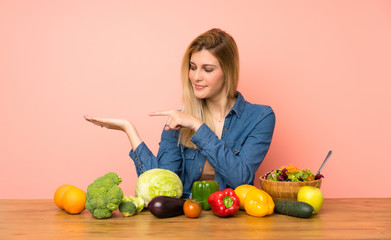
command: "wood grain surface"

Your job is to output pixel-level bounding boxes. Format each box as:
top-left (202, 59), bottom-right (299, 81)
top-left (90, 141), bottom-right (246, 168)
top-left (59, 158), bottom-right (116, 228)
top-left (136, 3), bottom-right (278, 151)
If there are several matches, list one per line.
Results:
top-left (1, 198), bottom-right (390, 239)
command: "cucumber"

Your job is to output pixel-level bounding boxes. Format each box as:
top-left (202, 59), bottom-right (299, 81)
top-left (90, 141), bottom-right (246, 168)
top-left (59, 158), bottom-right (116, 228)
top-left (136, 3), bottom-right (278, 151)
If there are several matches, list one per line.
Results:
top-left (274, 200), bottom-right (314, 218)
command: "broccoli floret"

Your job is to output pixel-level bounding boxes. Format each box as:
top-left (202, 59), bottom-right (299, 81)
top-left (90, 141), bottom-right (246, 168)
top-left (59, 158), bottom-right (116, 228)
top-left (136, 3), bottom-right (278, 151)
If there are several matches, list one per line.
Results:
top-left (119, 199), bottom-right (136, 217)
top-left (119, 195), bottom-right (144, 217)
top-left (92, 208), bottom-right (112, 219)
top-left (85, 172), bottom-right (124, 219)
top-left (126, 195), bottom-right (144, 213)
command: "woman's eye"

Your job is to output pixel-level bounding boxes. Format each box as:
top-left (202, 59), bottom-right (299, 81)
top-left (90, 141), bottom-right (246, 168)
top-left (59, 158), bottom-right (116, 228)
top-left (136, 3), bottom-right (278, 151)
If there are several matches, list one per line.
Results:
top-left (190, 66), bottom-right (196, 71)
top-left (204, 68), bottom-right (213, 73)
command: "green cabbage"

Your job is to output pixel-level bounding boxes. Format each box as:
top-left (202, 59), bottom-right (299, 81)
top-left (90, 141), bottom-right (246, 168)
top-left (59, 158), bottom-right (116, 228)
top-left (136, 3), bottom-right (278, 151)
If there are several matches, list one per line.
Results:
top-left (135, 168), bottom-right (183, 206)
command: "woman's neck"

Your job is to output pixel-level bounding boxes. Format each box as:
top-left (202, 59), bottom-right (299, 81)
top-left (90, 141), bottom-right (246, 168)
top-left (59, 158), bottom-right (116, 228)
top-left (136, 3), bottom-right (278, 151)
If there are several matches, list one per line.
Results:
top-left (206, 96), bottom-right (236, 122)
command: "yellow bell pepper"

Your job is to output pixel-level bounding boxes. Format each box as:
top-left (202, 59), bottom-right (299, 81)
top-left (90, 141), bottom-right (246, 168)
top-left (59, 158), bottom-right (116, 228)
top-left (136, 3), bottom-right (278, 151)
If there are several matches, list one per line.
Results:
top-left (244, 188), bottom-right (274, 217)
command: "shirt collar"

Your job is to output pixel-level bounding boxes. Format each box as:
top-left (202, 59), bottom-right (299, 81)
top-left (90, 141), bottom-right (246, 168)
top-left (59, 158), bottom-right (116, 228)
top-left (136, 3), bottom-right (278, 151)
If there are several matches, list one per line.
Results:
top-left (230, 91), bottom-right (245, 118)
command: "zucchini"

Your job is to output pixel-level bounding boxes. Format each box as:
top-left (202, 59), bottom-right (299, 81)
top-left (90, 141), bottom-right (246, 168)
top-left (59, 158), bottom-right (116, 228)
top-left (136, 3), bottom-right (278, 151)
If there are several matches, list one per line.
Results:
top-left (274, 200), bottom-right (314, 218)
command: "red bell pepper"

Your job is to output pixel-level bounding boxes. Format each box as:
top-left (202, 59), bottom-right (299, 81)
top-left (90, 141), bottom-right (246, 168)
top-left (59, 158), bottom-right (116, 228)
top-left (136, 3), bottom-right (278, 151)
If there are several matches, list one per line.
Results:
top-left (207, 188), bottom-right (240, 217)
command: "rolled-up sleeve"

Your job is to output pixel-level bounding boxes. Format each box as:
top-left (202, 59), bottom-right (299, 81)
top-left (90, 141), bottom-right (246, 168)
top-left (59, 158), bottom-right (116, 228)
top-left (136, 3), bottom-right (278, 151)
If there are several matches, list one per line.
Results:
top-left (191, 123), bottom-right (215, 149)
top-left (129, 142), bottom-right (157, 176)
top-left (129, 128), bottom-right (183, 177)
top-left (156, 128), bottom-right (183, 176)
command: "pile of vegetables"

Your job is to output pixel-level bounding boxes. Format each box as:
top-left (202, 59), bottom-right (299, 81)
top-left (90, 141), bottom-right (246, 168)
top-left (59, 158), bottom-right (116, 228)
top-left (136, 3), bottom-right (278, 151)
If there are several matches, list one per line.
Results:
top-left (85, 169), bottom-right (183, 219)
top-left (82, 166), bottom-right (323, 220)
top-left (265, 164), bottom-right (324, 182)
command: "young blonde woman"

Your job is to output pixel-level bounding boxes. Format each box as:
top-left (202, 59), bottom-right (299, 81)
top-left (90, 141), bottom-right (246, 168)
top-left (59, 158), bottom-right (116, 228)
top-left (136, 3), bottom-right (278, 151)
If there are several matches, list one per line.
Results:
top-left (85, 28), bottom-right (275, 198)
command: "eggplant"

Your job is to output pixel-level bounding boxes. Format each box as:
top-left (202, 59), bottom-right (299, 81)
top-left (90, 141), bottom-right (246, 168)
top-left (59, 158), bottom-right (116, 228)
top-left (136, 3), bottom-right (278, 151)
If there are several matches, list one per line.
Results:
top-left (148, 196), bottom-right (185, 218)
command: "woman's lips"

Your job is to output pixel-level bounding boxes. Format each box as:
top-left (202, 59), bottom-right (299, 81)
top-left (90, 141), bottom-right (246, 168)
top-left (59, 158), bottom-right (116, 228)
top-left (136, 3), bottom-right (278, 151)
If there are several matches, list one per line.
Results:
top-left (194, 84), bottom-right (206, 90)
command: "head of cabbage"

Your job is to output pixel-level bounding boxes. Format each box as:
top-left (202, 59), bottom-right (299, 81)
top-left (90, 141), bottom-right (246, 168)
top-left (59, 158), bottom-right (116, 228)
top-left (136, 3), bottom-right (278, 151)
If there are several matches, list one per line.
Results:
top-left (135, 168), bottom-right (183, 206)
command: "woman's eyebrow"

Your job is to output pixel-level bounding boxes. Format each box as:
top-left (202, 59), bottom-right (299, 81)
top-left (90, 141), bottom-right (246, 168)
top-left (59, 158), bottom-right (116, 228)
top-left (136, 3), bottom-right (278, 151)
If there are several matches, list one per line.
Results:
top-left (202, 64), bottom-right (216, 67)
top-left (189, 61), bottom-right (216, 67)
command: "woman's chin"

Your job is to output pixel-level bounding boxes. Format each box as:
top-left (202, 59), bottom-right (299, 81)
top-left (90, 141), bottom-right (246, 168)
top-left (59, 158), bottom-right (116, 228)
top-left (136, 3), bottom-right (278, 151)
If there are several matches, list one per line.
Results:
top-left (193, 91), bottom-right (208, 100)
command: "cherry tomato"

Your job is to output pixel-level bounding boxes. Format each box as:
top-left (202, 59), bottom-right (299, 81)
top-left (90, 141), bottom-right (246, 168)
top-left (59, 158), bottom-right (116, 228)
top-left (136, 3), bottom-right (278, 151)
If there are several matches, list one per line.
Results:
top-left (306, 175), bottom-right (315, 181)
top-left (183, 199), bottom-right (202, 218)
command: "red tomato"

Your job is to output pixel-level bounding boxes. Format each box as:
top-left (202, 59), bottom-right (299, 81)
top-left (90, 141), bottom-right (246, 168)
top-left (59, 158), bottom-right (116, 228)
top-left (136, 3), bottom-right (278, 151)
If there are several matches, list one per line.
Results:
top-left (183, 199), bottom-right (202, 218)
top-left (306, 175), bottom-right (315, 181)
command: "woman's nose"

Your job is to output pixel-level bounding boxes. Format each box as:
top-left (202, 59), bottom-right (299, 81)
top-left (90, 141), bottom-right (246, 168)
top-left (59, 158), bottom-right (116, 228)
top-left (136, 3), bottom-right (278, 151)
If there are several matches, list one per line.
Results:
top-left (194, 70), bottom-right (203, 81)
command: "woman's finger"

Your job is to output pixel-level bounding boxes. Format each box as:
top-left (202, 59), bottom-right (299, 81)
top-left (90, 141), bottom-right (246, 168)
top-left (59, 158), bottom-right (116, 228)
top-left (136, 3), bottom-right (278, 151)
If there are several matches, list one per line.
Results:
top-left (84, 115), bottom-right (94, 122)
top-left (149, 110), bottom-right (185, 131)
top-left (149, 110), bottom-right (173, 117)
top-left (91, 120), bottom-right (105, 127)
top-left (85, 115), bottom-right (100, 123)
top-left (84, 115), bottom-right (107, 127)
top-left (167, 117), bottom-right (182, 130)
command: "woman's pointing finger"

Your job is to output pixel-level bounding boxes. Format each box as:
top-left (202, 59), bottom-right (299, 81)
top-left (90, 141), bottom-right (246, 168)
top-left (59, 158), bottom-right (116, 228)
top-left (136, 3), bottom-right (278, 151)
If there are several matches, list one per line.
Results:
top-left (149, 110), bottom-right (173, 117)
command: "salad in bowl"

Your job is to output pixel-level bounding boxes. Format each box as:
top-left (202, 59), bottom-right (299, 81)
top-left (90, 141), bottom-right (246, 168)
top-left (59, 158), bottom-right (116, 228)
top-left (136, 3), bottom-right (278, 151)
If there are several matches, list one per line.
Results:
top-left (264, 164), bottom-right (324, 182)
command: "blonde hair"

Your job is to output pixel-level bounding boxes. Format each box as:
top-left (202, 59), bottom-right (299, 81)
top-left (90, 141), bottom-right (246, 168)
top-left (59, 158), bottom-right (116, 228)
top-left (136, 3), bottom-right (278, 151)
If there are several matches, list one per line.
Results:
top-left (179, 28), bottom-right (239, 148)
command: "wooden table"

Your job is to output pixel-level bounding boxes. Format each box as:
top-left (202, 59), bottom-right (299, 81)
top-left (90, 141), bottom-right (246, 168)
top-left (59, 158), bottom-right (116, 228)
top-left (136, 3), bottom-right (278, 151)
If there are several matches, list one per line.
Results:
top-left (1, 198), bottom-right (390, 239)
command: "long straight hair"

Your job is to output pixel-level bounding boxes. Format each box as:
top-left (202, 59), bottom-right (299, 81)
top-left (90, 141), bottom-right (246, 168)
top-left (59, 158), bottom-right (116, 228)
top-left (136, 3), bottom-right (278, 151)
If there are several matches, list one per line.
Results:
top-left (179, 28), bottom-right (239, 148)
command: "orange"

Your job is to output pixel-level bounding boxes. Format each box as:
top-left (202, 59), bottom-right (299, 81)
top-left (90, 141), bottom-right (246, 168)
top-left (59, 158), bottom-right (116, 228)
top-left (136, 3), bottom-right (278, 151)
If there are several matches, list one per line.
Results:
top-left (62, 187), bottom-right (86, 214)
top-left (54, 184), bottom-right (76, 209)
top-left (234, 184), bottom-right (258, 210)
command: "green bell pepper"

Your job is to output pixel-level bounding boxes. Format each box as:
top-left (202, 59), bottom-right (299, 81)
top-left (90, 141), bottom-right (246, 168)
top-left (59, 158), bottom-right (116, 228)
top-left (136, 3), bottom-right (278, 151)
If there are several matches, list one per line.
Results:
top-left (192, 180), bottom-right (219, 210)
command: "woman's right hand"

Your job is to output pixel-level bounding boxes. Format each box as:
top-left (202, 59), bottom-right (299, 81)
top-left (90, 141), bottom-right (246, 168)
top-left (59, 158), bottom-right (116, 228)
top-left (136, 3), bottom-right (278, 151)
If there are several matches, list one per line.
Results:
top-left (84, 115), bottom-right (142, 150)
top-left (84, 115), bottom-right (132, 132)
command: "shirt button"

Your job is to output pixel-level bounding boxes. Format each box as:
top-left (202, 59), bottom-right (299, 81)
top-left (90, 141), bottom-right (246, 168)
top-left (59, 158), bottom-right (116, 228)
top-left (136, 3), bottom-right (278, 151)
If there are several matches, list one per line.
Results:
top-left (224, 128), bottom-right (228, 131)
top-left (135, 157), bottom-right (138, 160)
top-left (234, 149), bottom-right (237, 152)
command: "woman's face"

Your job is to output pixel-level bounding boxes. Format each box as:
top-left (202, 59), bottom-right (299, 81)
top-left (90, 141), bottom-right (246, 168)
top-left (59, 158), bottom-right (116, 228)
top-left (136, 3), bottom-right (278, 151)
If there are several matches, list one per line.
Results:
top-left (189, 50), bottom-right (225, 101)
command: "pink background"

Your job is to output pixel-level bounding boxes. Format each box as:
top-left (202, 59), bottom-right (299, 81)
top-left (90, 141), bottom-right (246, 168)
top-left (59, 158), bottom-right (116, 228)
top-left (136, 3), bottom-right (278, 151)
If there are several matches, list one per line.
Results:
top-left (1, 0), bottom-right (390, 199)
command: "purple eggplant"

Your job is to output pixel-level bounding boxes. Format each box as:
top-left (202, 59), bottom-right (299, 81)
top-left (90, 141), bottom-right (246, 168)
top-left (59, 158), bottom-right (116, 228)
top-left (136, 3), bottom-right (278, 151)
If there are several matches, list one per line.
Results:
top-left (148, 196), bottom-right (185, 218)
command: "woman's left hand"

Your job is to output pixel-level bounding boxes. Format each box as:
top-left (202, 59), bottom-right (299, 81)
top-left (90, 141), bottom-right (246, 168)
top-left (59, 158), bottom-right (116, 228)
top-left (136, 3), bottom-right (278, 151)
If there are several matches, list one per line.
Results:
top-left (149, 110), bottom-right (203, 131)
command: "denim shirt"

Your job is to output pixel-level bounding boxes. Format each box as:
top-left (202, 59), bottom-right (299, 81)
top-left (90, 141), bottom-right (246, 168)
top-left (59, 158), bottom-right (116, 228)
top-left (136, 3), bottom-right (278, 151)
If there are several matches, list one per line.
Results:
top-left (129, 92), bottom-right (275, 198)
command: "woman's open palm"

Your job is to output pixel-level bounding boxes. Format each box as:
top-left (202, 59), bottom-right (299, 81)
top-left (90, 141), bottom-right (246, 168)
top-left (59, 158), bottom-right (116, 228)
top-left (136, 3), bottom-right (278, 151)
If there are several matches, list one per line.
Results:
top-left (84, 115), bottom-right (131, 132)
